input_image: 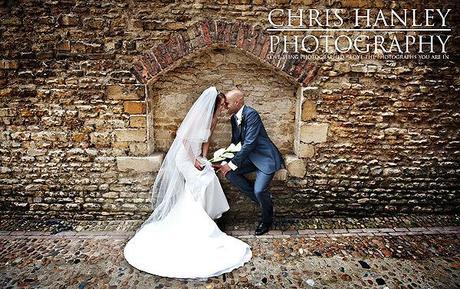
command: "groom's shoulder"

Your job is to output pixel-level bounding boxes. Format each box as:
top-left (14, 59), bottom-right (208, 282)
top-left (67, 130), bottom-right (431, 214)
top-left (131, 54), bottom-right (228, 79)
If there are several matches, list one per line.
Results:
top-left (244, 106), bottom-right (262, 122)
top-left (244, 105), bottom-right (258, 114)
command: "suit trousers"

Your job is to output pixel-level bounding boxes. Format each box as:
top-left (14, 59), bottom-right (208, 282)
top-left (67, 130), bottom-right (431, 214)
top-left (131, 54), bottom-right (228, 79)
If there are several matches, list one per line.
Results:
top-left (225, 158), bottom-right (274, 224)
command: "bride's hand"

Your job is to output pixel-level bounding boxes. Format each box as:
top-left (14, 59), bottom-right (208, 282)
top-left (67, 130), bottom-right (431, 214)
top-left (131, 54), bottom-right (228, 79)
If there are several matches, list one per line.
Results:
top-left (194, 159), bottom-right (204, 171)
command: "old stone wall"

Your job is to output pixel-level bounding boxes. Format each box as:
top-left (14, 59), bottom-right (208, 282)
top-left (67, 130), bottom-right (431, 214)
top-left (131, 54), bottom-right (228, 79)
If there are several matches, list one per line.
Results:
top-left (149, 47), bottom-right (297, 154)
top-left (0, 0), bottom-right (459, 221)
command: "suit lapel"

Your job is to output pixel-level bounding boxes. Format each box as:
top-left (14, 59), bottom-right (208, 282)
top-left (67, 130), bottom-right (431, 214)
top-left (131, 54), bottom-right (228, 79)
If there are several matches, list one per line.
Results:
top-left (232, 106), bottom-right (248, 143)
top-left (240, 106), bottom-right (247, 143)
top-left (231, 115), bottom-right (241, 143)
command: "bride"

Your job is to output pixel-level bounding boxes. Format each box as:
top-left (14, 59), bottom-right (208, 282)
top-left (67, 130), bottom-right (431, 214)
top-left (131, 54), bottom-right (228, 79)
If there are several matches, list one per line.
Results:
top-left (123, 86), bottom-right (252, 279)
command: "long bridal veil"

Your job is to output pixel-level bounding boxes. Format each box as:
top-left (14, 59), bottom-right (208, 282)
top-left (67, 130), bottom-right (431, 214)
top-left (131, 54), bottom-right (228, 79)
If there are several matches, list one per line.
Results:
top-left (141, 86), bottom-right (218, 227)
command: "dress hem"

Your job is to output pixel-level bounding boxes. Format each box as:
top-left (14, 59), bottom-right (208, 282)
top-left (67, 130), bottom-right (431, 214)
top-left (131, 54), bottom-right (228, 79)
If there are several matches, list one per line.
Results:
top-left (124, 247), bottom-right (252, 280)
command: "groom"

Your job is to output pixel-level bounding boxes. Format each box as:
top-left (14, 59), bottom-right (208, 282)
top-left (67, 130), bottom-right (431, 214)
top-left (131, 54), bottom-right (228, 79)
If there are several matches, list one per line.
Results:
top-left (216, 89), bottom-right (284, 235)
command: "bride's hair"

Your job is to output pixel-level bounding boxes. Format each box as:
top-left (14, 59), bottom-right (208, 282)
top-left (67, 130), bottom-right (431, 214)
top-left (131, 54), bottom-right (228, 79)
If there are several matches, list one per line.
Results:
top-left (213, 92), bottom-right (225, 116)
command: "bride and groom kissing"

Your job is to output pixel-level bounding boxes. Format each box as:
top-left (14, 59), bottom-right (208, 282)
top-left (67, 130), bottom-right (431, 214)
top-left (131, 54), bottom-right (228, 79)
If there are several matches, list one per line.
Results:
top-left (124, 86), bottom-right (284, 279)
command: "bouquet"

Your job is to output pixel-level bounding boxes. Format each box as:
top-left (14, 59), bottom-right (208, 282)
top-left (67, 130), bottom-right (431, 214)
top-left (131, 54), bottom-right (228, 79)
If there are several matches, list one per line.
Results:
top-left (208, 142), bottom-right (241, 163)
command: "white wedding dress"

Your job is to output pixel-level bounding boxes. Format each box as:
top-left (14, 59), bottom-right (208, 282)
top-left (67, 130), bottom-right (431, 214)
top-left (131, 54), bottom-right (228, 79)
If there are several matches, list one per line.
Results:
top-left (123, 86), bottom-right (252, 279)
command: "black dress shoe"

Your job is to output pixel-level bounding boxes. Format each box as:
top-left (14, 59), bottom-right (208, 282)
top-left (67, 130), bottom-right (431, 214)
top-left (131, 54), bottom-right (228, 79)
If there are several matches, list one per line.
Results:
top-left (255, 221), bottom-right (272, 235)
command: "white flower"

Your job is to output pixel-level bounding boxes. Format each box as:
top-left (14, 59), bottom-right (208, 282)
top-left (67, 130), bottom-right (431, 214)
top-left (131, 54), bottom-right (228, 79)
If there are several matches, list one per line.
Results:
top-left (212, 148), bottom-right (226, 159)
top-left (226, 142), bottom-right (241, 152)
top-left (209, 142), bottom-right (241, 163)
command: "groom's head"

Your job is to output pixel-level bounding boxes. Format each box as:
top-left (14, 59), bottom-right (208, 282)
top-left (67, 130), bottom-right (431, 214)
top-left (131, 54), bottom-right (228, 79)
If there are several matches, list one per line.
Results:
top-left (224, 89), bottom-right (244, 116)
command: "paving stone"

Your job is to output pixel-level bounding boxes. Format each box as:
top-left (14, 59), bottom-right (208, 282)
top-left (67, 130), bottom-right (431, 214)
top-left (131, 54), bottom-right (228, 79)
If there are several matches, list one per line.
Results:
top-left (389, 232), bottom-right (411, 236)
top-left (408, 227), bottom-right (427, 232)
top-left (362, 228), bottom-right (381, 233)
top-left (267, 230), bottom-right (283, 236)
top-left (315, 229), bottom-right (333, 234)
top-left (347, 229), bottom-right (364, 233)
top-left (373, 232), bottom-right (390, 236)
top-left (333, 229), bottom-right (349, 233)
top-left (357, 232), bottom-right (375, 236)
top-left (422, 230), bottom-right (441, 235)
top-left (393, 228), bottom-right (409, 232)
top-left (377, 228), bottom-right (395, 233)
top-left (298, 229), bottom-right (317, 234)
top-left (54, 231), bottom-right (77, 237)
top-left (282, 230), bottom-right (299, 235)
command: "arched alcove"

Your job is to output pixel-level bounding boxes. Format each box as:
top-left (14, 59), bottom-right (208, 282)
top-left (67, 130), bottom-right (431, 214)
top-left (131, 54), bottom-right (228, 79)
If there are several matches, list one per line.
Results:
top-left (118, 19), bottom-right (329, 183)
top-left (146, 46), bottom-right (298, 156)
top-left (116, 19), bottom-right (329, 220)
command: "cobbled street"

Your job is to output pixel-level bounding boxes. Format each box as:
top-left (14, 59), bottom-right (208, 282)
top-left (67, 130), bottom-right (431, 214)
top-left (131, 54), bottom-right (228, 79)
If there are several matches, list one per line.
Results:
top-left (1, 215), bottom-right (459, 289)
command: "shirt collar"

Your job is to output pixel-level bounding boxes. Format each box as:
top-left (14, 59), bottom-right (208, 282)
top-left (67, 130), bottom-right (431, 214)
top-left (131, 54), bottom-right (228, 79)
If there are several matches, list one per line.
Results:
top-left (235, 105), bottom-right (245, 124)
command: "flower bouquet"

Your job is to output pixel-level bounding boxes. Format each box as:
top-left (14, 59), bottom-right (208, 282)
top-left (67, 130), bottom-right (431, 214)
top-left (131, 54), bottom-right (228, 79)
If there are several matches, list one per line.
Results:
top-left (208, 142), bottom-right (242, 163)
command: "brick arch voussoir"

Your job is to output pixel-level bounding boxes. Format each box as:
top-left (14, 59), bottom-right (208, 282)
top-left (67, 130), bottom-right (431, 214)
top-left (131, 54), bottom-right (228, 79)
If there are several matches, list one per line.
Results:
top-left (131, 19), bottom-right (319, 86)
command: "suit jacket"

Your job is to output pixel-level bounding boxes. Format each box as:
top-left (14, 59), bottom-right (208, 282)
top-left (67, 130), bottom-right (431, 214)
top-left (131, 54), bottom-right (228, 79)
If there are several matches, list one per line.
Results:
top-left (230, 105), bottom-right (284, 174)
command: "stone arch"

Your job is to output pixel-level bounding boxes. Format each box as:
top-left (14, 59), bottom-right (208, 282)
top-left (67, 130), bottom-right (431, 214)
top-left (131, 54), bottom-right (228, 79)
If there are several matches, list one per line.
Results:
top-left (130, 19), bottom-right (319, 86)
top-left (146, 46), bottom-right (299, 156)
top-left (117, 19), bottom-right (328, 182)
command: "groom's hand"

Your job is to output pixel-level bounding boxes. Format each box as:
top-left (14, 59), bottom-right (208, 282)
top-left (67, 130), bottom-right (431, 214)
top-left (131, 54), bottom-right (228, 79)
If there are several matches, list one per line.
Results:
top-left (212, 164), bottom-right (222, 170)
top-left (217, 163), bottom-right (231, 177)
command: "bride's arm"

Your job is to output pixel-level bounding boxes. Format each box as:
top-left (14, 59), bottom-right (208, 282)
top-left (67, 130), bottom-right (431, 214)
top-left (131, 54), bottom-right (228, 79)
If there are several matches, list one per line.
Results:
top-left (180, 139), bottom-right (206, 170)
top-left (202, 142), bottom-right (210, 159)
top-left (201, 115), bottom-right (218, 158)
top-left (181, 139), bottom-right (196, 162)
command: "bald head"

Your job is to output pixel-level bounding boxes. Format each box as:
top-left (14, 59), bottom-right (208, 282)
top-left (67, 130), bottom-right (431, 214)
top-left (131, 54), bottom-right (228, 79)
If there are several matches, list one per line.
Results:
top-left (224, 89), bottom-right (245, 116)
top-left (226, 89), bottom-right (244, 101)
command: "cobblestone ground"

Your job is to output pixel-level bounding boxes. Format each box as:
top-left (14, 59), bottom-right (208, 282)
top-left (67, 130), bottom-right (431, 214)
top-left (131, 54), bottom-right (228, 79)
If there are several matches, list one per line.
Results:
top-left (0, 215), bottom-right (459, 289)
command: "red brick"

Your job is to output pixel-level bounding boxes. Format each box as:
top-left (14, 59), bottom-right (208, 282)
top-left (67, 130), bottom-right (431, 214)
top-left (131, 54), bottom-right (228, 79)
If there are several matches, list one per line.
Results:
top-left (141, 51), bottom-right (161, 75)
top-left (131, 61), bottom-right (151, 84)
top-left (302, 63), bottom-right (319, 85)
top-left (229, 22), bottom-right (240, 45)
top-left (291, 59), bottom-right (308, 79)
top-left (259, 37), bottom-right (271, 59)
top-left (201, 20), bottom-right (212, 45)
top-left (236, 23), bottom-right (248, 48)
top-left (216, 20), bottom-right (226, 43)
top-left (243, 26), bottom-right (260, 53)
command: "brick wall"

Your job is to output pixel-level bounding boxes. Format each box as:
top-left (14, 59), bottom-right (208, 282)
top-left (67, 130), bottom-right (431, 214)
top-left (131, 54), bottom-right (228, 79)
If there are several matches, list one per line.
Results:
top-left (0, 0), bottom-right (459, 221)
